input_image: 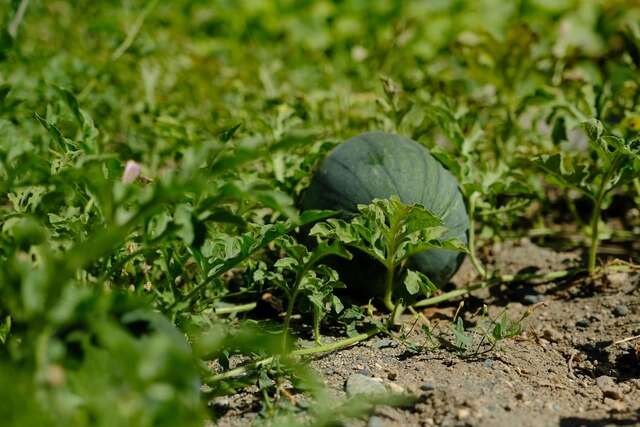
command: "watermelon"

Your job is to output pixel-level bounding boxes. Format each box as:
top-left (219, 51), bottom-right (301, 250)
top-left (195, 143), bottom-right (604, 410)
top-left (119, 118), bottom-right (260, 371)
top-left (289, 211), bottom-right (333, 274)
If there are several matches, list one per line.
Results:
top-left (302, 132), bottom-right (468, 292)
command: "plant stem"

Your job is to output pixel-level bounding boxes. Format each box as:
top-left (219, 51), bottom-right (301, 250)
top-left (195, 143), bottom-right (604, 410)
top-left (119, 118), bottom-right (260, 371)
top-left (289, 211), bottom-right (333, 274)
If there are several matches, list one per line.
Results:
top-left (588, 157), bottom-right (620, 274)
top-left (111, 0), bottom-right (160, 62)
top-left (383, 262), bottom-right (396, 312)
top-left (389, 299), bottom-right (405, 326)
top-left (312, 313), bottom-right (321, 345)
top-left (293, 329), bottom-right (379, 356)
top-left (468, 193), bottom-right (487, 279)
top-left (383, 210), bottom-right (403, 312)
top-left (588, 195), bottom-right (604, 275)
top-left (205, 329), bottom-right (379, 383)
top-left (214, 302), bottom-right (257, 315)
top-left (8, 0), bottom-right (30, 38)
top-left (282, 288), bottom-right (300, 351)
top-left (412, 268), bottom-right (580, 308)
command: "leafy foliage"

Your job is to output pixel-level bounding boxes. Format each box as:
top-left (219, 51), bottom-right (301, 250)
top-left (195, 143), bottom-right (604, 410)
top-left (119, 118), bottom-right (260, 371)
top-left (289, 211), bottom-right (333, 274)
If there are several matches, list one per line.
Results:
top-left (533, 118), bottom-right (640, 271)
top-left (311, 197), bottom-right (466, 311)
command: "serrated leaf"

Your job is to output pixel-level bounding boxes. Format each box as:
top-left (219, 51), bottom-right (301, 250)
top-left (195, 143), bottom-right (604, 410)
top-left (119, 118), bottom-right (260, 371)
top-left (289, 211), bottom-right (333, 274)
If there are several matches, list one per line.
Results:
top-left (532, 153), bottom-right (594, 198)
top-left (274, 257), bottom-right (299, 270)
top-left (583, 118), bottom-right (604, 142)
top-left (453, 317), bottom-right (472, 350)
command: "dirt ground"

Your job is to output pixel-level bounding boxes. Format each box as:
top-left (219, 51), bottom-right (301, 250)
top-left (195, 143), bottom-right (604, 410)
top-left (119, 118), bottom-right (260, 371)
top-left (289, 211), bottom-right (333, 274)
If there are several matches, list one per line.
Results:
top-left (215, 240), bottom-right (640, 427)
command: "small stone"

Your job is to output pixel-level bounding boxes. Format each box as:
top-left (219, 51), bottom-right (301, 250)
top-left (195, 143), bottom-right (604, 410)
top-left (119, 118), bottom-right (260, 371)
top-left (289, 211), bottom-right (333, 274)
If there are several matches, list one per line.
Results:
top-left (368, 416), bottom-right (386, 427)
top-left (483, 359), bottom-right (494, 369)
top-left (596, 376), bottom-right (623, 400)
top-left (386, 382), bottom-right (405, 394)
top-left (373, 338), bottom-right (397, 349)
top-left (576, 319), bottom-right (590, 328)
top-left (613, 305), bottom-right (629, 317)
top-left (523, 294), bottom-right (544, 305)
top-left (605, 272), bottom-right (628, 287)
top-left (457, 408), bottom-right (471, 419)
top-left (552, 404), bottom-right (561, 412)
top-left (345, 374), bottom-right (386, 397)
top-left (515, 392), bottom-right (524, 400)
top-left (387, 372), bottom-right (397, 381)
top-left (420, 382), bottom-right (435, 391)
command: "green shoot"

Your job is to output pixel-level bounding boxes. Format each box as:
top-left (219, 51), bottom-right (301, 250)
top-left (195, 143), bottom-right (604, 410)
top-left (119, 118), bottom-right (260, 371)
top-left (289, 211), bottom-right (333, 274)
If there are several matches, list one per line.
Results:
top-left (310, 196), bottom-right (467, 314)
top-left (534, 119), bottom-right (640, 273)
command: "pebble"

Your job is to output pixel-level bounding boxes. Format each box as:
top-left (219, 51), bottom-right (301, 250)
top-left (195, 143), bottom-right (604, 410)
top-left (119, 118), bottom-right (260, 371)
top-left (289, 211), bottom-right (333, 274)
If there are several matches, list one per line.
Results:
top-left (605, 272), bottom-right (628, 287)
top-left (613, 305), bottom-right (629, 317)
top-left (386, 382), bottom-right (405, 394)
top-left (374, 338), bottom-right (397, 349)
top-left (457, 408), bottom-right (471, 419)
top-left (368, 416), bottom-right (386, 427)
top-left (420, 382), bottom-right (435, 391)
top-left (575, 319), bottom-right (590, 328)
top-left (345, 374), bottom-right (386, 397)
top-left (596, 376), bottom-right (623, 400)
top-left (483, 359), bottom-right (494, 369)
top-left (523, 294), bottom-right (545, 305)
top-left (387, 372), bottom-right (397, 381)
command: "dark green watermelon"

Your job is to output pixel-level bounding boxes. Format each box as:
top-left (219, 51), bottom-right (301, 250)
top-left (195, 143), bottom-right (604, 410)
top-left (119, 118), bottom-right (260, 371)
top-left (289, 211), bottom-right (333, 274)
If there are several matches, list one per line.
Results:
top-left (302, 132), bottom-right (468, 290)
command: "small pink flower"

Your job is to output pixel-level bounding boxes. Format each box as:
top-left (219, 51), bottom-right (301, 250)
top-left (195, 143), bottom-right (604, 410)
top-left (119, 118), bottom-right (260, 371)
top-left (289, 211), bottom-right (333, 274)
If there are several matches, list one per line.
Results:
top-left (122, 160), bottom-right (141, 183)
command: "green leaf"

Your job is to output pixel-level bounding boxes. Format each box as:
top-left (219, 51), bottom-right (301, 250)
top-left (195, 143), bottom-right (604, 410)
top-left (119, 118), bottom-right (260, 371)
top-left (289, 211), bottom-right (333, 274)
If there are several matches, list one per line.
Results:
top-left (403, 270), bottom-right (421, 295)
top-left (174, 204), bottom-right (194, 245)
top-left (453, 317), bottom-right (472, 351)
top-left (274, 257), bottom-right (299, 271)
top-left (0, 316), bottom-right (11, 344)
top-left (583, 118), bottom-right (604, 143)
top-left (332, 295), bottom-right (344, 314)
top-left (207, 210), bottom-right (333, 278)
top-left (532, 153), bottom-right (594, 198)
top-left (34, 112), bottom-right (77, 152)
top-left (219, 123), bottom-right (242, 142)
